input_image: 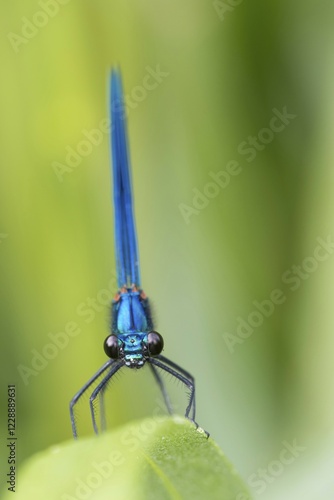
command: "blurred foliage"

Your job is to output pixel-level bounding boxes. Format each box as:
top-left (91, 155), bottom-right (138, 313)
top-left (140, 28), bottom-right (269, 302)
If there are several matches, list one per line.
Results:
top-left (1, 1), bottom-right (334, 498)
top-left (2, 417), bottom-right (251, 500)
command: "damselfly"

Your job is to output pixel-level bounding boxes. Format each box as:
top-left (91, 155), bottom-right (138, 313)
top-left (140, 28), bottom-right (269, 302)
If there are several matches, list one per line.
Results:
top-left (70, 70), bottom-right (207, 438)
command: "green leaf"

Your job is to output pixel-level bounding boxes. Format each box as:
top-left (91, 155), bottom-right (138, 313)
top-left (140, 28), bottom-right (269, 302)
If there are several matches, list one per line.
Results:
top-left (4, 417), bottom-right (251, 500)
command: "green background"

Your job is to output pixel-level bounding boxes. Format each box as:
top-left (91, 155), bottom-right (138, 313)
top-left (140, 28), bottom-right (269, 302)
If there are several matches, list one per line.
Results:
top-left (1, 1), bottom-right (334, 498)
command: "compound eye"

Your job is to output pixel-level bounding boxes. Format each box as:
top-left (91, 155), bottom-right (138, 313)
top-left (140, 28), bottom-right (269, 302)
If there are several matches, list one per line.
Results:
top-left (147, 331), bottom-right (164, 356)
top-left (104, 335), bottom-right (120, 359)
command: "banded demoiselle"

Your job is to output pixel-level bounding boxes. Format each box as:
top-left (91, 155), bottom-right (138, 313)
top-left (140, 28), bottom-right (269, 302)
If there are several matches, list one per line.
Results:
top-left (70, 70), bottom-right (207, 438)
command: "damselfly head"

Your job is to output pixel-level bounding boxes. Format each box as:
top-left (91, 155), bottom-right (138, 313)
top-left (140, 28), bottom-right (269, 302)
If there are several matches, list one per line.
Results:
top-left (103, 330), bottom-right (164, 367)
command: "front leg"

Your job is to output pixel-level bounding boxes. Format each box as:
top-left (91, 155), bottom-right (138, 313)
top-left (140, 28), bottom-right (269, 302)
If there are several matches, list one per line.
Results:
top-left (89, 361), bottom-right (124, 434)
top-left (148, 356), bottom-right (208, 437)
top-left (149, 363), bottom-right (173, 414)
top-left (156, 354), bottom-right (196, 421)
top-left (70, 360), bottom-right (114, 439)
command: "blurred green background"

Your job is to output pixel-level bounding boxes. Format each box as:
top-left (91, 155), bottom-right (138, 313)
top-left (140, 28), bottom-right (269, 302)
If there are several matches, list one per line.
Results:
top-left (1, 1), bottom-right (334, 498)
